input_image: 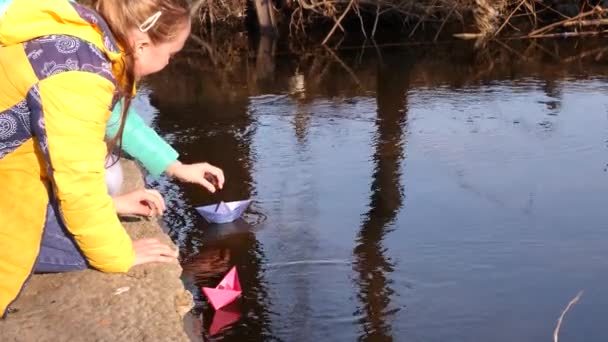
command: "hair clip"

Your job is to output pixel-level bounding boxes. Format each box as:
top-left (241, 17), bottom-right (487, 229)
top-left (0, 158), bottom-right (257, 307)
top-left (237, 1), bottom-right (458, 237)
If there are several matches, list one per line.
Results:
top-left (139, 11), bottom-right (162, 32)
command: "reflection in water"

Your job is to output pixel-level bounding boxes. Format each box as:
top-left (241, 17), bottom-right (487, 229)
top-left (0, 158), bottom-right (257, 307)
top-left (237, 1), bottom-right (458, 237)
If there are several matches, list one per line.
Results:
top-left (541, 78), bottom-right (562, 115)
top-left (291, 76), bottom-right (312, 148)
top-left (147, 56), bottom-right (273, 340)
top-left (353, 50), bottom-right (410, 341)
top-left (180, 228), bottom-right (273, 341)
top-left (209, 302), bottom-right (242, 336)
top-left (197, 219), bottom-right (255, 242)
top-left (253, 34), bottom-right (277, 89)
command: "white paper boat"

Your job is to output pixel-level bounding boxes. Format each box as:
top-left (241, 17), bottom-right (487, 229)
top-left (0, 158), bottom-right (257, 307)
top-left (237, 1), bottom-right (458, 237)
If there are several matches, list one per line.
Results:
top-left (195, 200), bottom-right (252, 224)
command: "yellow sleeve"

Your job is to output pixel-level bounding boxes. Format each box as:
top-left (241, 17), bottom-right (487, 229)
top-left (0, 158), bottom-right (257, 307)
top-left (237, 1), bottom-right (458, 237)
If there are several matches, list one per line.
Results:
top-left (37, 71), bottom-right (134, 272)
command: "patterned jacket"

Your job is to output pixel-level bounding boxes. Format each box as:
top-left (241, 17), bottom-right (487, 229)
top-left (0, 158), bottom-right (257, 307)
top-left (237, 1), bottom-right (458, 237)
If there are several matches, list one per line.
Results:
top-left (1, 0), bottom-right (180, 179)
top-left (0, 0), bottom-right (135, 316)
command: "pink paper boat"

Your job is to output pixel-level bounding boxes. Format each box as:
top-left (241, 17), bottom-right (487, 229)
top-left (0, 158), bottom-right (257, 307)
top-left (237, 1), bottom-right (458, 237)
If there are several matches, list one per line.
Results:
top-left (202, 266), bottom-right (241, 310)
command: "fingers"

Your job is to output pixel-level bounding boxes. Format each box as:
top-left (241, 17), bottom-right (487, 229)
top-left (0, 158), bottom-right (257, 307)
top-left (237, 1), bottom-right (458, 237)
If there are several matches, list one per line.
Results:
top-left (132, 238), bottom-right (179, 267)
top-left (133, 238), bottom-right (176, 255)
top-left (204, 164), bottom-right (225, 190)
top-left (133, 238), bottom-right (161, 246)
top-left (141, 189), bottom-right (166, 215)
top-left (200, 163), bottom-right (224, 193)
top-left (134, 253), bottom-right (176, 266)
top-left (198, 177), bottom-right (217, 193)
top-left (113, 189), bottom-right (166, 217)
top-left (133, 239), bottom-right (173, 255)
top-left (128, 203), bottom-right (156, 217)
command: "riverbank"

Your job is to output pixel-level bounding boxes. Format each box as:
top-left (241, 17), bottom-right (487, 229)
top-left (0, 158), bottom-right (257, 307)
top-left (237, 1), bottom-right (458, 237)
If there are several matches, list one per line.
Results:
top-left (0, 160), bottom-right (193, 342)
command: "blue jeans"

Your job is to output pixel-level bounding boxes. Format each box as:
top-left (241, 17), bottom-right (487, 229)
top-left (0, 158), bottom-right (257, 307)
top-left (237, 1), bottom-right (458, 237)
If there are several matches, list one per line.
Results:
top-left (34, 156), bottom-right (123, 273)
top-left (34, 201), bottom-right (88, 273)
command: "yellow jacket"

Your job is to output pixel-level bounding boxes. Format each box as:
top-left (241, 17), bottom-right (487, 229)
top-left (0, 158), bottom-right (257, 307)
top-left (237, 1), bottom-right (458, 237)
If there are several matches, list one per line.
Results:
top-left (0, 0), bottom-right (134, 317)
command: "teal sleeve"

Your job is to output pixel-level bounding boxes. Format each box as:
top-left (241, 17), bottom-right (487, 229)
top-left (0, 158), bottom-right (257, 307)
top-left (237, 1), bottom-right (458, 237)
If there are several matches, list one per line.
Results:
top-left (106, 100), bottom-right (179, 177)
top-left (0, 0), bottom-right (11, 17)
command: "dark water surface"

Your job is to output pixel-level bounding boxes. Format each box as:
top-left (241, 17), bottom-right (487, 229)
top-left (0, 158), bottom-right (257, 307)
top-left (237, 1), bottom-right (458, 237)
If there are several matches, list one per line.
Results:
top-left (141, 39), bottom-right (608, 341)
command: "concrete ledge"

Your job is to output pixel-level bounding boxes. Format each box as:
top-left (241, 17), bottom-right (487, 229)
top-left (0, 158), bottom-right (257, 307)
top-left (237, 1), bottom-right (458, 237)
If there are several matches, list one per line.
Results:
top-left (0, 160), bottom-right (193, 341)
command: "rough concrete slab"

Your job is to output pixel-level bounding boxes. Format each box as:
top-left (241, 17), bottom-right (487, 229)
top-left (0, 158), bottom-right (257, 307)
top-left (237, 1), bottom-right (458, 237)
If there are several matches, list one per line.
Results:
top-left (0, 160), bottom-right (193, 342)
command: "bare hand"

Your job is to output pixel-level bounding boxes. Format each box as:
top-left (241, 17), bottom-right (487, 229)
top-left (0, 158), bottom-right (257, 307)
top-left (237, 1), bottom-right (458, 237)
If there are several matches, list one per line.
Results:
top-left (113, 189), bottom-right (166, 217)
top-left (166, 161), bottom-right (225, 193)
top-left (132, 238), bottom-right (179, 266)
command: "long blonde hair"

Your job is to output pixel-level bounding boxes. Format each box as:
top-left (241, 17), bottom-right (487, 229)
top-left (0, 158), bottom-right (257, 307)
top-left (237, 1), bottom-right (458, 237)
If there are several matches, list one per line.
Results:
top-left (94, 0), bottom-right (190, 155)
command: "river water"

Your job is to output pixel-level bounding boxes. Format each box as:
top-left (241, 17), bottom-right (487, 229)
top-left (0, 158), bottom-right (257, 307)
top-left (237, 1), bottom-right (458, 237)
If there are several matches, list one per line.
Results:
top-left (141, 39), bottom-right (608, 341)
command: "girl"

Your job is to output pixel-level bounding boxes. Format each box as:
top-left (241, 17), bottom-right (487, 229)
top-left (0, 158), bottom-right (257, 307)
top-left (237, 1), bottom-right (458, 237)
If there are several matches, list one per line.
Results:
top-left (0, 0), bottom-right (198, 317)
top-left (1, 0), bottom-right (226, 198)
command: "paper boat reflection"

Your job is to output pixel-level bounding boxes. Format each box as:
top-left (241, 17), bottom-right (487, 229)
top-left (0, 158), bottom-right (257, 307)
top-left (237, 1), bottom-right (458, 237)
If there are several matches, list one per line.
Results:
top-left (202, 266), bottom-right (241, 310)
top-left (209, 302), bottom-right (241, 336)
top-left (198, 219), bottom-right (253, 243)
top-left (195, 200), bottom-right (252, 224)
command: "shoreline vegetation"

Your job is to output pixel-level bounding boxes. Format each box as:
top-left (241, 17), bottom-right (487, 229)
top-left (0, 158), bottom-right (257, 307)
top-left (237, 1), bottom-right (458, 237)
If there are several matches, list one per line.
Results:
top-left (176, 0), bottom-right (608, 84)
top-left (188, 0), bottom-right (608, 43)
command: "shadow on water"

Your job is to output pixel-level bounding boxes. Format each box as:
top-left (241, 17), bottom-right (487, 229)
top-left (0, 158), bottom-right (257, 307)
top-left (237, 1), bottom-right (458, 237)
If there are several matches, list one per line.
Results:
top-left (143, 36), bottom-right (608, 341)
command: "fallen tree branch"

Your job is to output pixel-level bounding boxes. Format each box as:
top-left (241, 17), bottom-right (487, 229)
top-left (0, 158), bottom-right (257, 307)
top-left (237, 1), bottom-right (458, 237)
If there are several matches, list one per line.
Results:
top-left (322, 0), bottom-right (356, 45)
top-left (528, 29), bottom-right (608, 39)
top-left (563, 18), bottom-right (608, 27)
top-left (527, 6), bottom-right (606, 37)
